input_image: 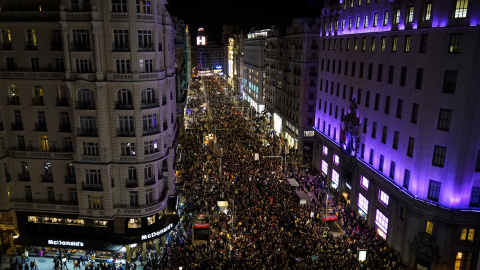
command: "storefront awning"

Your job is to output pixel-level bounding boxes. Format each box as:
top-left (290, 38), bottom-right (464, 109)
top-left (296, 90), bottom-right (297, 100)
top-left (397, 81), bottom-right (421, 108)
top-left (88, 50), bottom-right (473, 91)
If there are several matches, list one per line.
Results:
top-left (14, 235), bottom-right (123, 251)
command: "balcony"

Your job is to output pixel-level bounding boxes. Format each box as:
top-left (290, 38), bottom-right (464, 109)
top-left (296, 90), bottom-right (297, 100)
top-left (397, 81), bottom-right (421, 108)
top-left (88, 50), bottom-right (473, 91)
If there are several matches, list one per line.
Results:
top-left (75, 101), bottom-right (96, 110)
top-left (144, 177), bottom-right (156, 186)
top-left (64, 175), bottom-right (76, 184)
top-left (141, 99), bottom-right (159, 109)
top-left (126, 179), bottom-right (138, 188)
top-left (18, 173), bottom-right (31, 182)
top-left (51, 42), bottom-right (63, 51)
top-left (77, 128), bottom-right (99, 137)
top-left (31, 96), bottom-right (45, 106)
top-left (117, 128), bottom-right (135, 137)
top-left (110, 13), bottom-right (129, 20)
top-left (35, 123), bottom-right (48, 132)
top-left (8, 149), bottom-right (73, 159)
top-left (82, 182), bottom-right (103, 191)
top-left (59, 123), bottom-right (72, 132)
top-left (70, 42), bottom-right (91, 51)
top-left (119, 156), bottom-right (137, 163)
top-left (138, 43), bottom-right (154, 52)
top-left (25, 42), bottom-right (38, 51)
top-left (112, 42), bottom-right (130, 52)
top-left (115, 102), bottom-right (134, 110)
top-left (142, 127), bottom-right (160, 136)
top-left (41, 174), bottom-right (54, 183)
top-left (7, 96), bottom-right (20, 105)
top-left (11, 122), bottom-right (23, 131)
top-left (0, 42), bottom-right (12, 50)
top-left (56, 97), bottom-right (69, 106)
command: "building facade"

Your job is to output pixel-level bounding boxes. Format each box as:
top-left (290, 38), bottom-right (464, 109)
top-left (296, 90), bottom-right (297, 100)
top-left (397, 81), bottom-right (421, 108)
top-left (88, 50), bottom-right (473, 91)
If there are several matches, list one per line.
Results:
top-left (314, 0), bottom-right (480, 269)
top-left (0, 0), bottom-right (179, 258)
top-left (195, 28), bottom-right (223, 75)
top-left (264, 18), bottom-right (321, 156)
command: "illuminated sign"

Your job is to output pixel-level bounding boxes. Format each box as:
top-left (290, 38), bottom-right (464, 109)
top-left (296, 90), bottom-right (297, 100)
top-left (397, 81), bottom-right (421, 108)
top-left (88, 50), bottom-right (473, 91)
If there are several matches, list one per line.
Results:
top-left (140, 223), bottom-right (173, 240)
top-left (47, 240), bottom-right (84, 247)
top-left (197, 36), bottom-right (206, 46)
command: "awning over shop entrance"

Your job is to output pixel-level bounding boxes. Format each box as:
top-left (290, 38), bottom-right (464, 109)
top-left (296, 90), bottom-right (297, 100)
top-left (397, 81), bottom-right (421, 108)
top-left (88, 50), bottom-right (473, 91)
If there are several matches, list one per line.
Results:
top-left (14, 235), bottom-right (123, 251)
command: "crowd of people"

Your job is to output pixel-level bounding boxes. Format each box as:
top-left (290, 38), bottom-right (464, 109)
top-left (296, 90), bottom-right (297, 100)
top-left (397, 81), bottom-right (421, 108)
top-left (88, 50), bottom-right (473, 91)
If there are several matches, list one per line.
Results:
top-left (139, 76), bottom-right (414, 270)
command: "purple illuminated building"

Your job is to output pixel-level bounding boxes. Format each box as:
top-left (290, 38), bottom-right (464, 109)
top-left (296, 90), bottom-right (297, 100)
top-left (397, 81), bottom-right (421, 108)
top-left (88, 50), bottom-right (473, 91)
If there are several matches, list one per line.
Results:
top-left (313, 0), bottom-right (480, 269)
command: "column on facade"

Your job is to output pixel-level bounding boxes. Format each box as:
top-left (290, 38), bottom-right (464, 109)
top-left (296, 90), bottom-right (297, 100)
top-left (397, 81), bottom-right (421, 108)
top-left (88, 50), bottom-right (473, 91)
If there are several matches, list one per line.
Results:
top-left (61, 26), bottom-right (72, 78)
top-left (91, 22), bottom-right (102, 79)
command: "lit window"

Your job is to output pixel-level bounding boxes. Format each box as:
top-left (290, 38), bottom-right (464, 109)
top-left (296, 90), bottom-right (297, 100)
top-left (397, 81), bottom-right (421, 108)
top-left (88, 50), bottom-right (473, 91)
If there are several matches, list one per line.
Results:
top-left (331, 169), bottom-right (339, 187)
top-left (426, 221), bottom-right (434, 234)
top-left (373, 13), bottom-right (378, 26)
top-left (394, 8), bottom-right (400, 24)
top-left (455, 252), bottom-right (472, 270)
top-left (364, 14), bottom-right (369, 28)
top-left (322, 160), bottom-right (328, 175)
top-left (361, 175), bottom-right (369, 190)
top-left (128, 218), bottom-right (141, 228)
top-left (424, 3), bottom-right (432, 21)
top-left (453, 0), bottom-right (468, 18)
top-left (375, 209), bottom-right (389, 234)
top-left (404, 36), bottom-right (411, 52)
top-left (379, 190), bottom-right (389, 206)
top-left (448, 34), bottom-right (463, 54)
top-left (323, 145), bottom-right (328, 156)
top-left (383, 10), bottom-right (389, 26)
top-left (356, 16), bottom-right (360, 29)
top-left (147, 215), bottom-right (156, 225)
top-left (333, 154), bottom-right (339, 165)
top-left (460, 228), bottom-right (475, 241)
top-left (407, 6), bottom-right (414, 23)
top-left (358, 193), bottom-right (369, 214)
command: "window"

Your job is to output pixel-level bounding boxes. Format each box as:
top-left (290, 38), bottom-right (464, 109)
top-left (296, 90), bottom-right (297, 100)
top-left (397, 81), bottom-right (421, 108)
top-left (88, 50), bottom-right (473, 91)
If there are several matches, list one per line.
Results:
top-left (356, 16), bottom-right (360, 29)
top-left (406, 6), bottom-right (414, 23)
top-left (428, 180), bottom-right (441, 201)
top-left (75, 59), bottom-right (92, 73)
top-left (144, 140), bottom-right (158, 154)
top-left (365, 91), bottom-right (370, 107)
top-left (455, 252), bottom-right (473, 270)
top-left (6, 57), bottom-right (16, 71)
top-left (146, 189), bottom-right (154, 205)
top-left (449, 34), bottom-right (463, 54)
top-left (136, 0), bottom-right (152, 13)
top-left (138, 30), bottom-right (153, 50)
top-left (354, 38), bottom-right (358, 51)
top-left (361, 176), bottom-right (369, 190)
top-left (394, 8), bottom-right (400, 24)
top-left (55, 58), bottom-right (65, 72)
top-left (331, 169), bottom-right (339, 187)
top-left (113, 29), bottom-right (129, 50)
top-left (333, 154), bottom-right (340, 165)
top-left (85, 169), bottom-right (101, 185)
top-left (361, 38), bottom-right (366, 51)
top-left (475, 152), bottom-right (480, 172)
top-left (79, 115), bottom-right (96, 134)
top-left (404, 169), bottom-right (410, 189)
top-left (31, 58), bottom-right (39, 71)
top-left (24, 186), bottom-right (32, 202)
top-left (142, 114), bottom-right (157, 132)
top-left (453, 0), bottom-right (468, 18)
top-left (424, 2), bottom-right (432, 21)
top-left (147, 215), bottom-right (156, 225)
top-left (393, 131), bottom-right (399, 150)
top-left (415, 68), bottom-right (424, 89)
top-left (396, 99), bottom-right (403, 118)
top-left (388, 65), bottom-right (394, 84)
top-left (460, 228), bottom-right (475, 241)
top-left (420, 34), bottom-right (428, 53)
top-left (442, 70), bottom-right (458, 93)
top-left (323, 145), bottom-right (328, 156)
top-left (321, 160), bottom-right (328, 175)
top-left (411, 103), bottom-right (419, 124)
top-left (364, 14), bottom-right (369, 28)
top-left (371, 37), bottom-right (375, 51)
top-left (127, 167), bottom-right (137, 181)
top-left (384, 96), bottom-right (391, 114)
top-left (368, 63), bottom-right (373, 80)
top-left (369, 149), bottom-right (374, 165)
top-left (404, 36), bottom-right (410, 52)
top-left (47, 187), bottom-right (55, 203)
top-left (358, 193), bottom-right (369, 214)
top-left (357, 89), bottom-right (362, 104)
top-left (129, 191), bottom-right (139, 207)
top-left (383, 10), bottom-right (389, 26)
top-left (379, 190), bottom-right (389, 206)
top-left (361, 144), bottom-right (365, 159)
top-left (139, 58), bottom-right (153, 73)
top-left (26, 29), bottom-right (37, 49)
top-left (392, 36), bottom-right (397, 52)
top-left (377, 64), bottom-right (383, 82)
top-left (437, 109), bottom-right (452, 131)
top-left (40, 136), bottom-right (49, 151)
top-left (379, 155), bottom-right (384, 171)
top-left (373, 13), bottom-right (378, 26)
top-left (372, 122), bottom-right (377, 138)
top-left (115, 59), bottom-right (131, 73)
top-left (128, 218), bottom-right (141, 228)
top-left (375, 209), bottom-right (389, 234)
top-left (68, 188), bottom-right (78, 203)
top-left (407, 137), bottom-right (415, 157)
top-left (363, 118), bottom-right (368, 134)
top-left (469, 187), bottom-right (480, 207)
top-left (82, 142), bottom-right (98, 156)
top-left (348, 17), bottom-right (352, 30)
top-left (112, 0), bottom-right (127, 12)
top-left (389, 161), bottom-right (396, 179)
top-left (381, 126), bottom-right (388, 143)
top-left (426, 221), bottom-right (434, 234)
top-left (72, 29), bottom-right (90, 50)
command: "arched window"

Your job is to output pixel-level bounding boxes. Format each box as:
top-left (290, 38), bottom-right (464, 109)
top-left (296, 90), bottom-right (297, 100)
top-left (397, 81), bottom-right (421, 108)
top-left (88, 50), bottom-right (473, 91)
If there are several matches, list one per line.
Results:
top-left (7, 85), bottom-right (19, 105)
top-left (77, 89), bottom-right (95, 109)
top-left (116, 89), bottom-right (133, 109)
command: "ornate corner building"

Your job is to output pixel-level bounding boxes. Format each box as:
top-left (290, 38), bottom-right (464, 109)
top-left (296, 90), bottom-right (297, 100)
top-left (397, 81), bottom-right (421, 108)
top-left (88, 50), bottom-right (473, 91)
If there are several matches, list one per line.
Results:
top-left (313, 0), bottom-right (480, 269)
top-left (0, 0), bottom-right (180, 257)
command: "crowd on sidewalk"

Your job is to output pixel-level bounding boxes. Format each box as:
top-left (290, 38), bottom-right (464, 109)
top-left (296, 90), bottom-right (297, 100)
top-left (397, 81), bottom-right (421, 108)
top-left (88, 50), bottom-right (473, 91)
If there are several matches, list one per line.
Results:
top-left (141, 77), bottom-right (414, 269)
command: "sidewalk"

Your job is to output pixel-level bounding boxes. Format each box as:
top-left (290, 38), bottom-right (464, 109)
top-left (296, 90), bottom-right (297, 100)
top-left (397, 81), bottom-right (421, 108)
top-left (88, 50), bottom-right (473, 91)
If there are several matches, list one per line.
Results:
top-left (1, 256), bottom-right (144, 270)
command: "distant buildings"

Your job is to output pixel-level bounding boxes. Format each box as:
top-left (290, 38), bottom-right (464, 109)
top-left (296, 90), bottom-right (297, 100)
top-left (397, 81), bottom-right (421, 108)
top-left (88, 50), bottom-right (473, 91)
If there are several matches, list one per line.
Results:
top-left (194, 28), bottom-right (223, 76)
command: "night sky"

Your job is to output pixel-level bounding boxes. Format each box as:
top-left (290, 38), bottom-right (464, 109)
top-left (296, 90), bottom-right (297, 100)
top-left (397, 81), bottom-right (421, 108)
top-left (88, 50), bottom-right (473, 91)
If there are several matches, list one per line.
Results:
top-left (165, 0), bottom-right (323, 43)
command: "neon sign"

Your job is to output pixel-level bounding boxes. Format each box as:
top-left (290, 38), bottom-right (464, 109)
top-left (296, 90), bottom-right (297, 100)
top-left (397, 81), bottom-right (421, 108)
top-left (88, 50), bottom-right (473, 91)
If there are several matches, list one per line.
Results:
top-left (140, 223), bottom-right (173, 240)
top-left (47, 240), bottom-right (84, 247)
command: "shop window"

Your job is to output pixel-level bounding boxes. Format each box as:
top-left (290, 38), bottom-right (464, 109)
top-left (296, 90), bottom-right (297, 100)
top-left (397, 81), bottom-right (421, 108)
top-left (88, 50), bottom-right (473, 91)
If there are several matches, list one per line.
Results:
top-left (147, 215), bottom-right (156, 225)
top-left (128, 218), bottom-right (142, 228)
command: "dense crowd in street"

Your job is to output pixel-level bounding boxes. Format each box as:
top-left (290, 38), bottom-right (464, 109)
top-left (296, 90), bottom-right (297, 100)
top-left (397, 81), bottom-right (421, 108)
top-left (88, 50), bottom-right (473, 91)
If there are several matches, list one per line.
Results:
top-left (147, 77), bottom-right (414, 269)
